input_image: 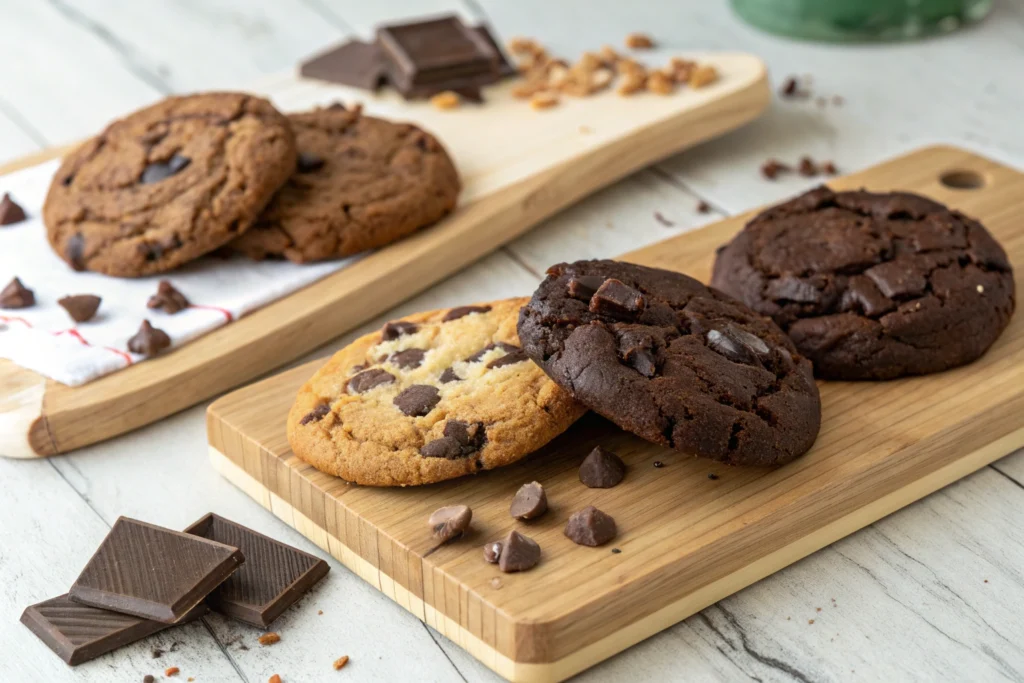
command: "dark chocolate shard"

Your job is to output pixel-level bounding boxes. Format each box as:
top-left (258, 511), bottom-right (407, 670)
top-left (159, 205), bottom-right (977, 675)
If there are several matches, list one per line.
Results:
top-left (389, 348), bottom-right (426, 369)
top-left (429, 505), bottom-right (472, 542)
top-left (0, 277), bottom-right (35, 309)
top-left (442, 304), bottom-right (491, 322)
top-left (296, 152), bottom-right (325, 173)
top-left (590, 279), bottom-right (646, 318)
top-left (300, 40), bottom-right (389, 91)
top-left (299, 404), bottom-right (330, 426)
top-left (140, 154), bottom-right (191, 184)
top-left (127, 320), bottom-right (171, 357)
top-left (184, 513), bottom-right (329, 628)
top-left (567, 275), bottom-right (607, 301)
top-left (393, 384), bottom-right (440, 417)
top-left (706, 325), bottom-right (770, 367)
top-left (865, 261), bottom-right (928, 299)
top-left (497, 530), bottom-right (540, 573)
top-left (381, 320), bottom-right (419, 340)
top-left (58, 294), bottom-right (101, 323)
top-left (564, 506), bottom-right (617, 546)
top-left (347, 368), bottom-right (395, 394)
top-left (0, 192), bottom-right (27, 225)
top-left (68, 517), bottom-right (244, 623)
top-left (578, 446), bottom-right (626, 488)
top-left (509, 481), bottom-right (547, 520)
top-left (472, 24), bottom-right (517, 77)
top-left (147, 280), bottom-right (190, 314)
top-left (420, 420), bottom-right (485, 459)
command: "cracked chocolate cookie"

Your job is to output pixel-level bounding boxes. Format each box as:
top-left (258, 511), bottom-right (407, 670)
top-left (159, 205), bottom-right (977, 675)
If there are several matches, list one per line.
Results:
top-left (711, 187), bottom-right (1015, 379)
top-left (43, 92), bottom-right (296, 277)
top-left (518, 260), bottom-right (821, 467)
top-left (230, 104), bottom-right (460, 263)
top-left (288, 298), bottom-right (585, 486)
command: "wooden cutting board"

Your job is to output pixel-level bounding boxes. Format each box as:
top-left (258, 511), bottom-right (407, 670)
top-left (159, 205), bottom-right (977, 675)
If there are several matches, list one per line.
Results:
top-left (0, 52), bottom-right (768, 458)
top-left (206, 145), bottom-right (1024, 682)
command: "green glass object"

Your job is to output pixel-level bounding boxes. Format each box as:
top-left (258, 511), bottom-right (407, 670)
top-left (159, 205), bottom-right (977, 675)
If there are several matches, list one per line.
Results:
top-left (731, 0), bottom-right (993, 41)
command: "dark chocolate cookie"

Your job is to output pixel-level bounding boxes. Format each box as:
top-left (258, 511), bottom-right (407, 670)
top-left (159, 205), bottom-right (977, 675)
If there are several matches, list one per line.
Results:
top-left (518, 259), bottom-right (821, 467)
top-left (43, 93), bottom-right (297, 277)
top-left (711, 186), bottom-right (1015, 379)
top-left (230, 105), bottom-right (460, 263)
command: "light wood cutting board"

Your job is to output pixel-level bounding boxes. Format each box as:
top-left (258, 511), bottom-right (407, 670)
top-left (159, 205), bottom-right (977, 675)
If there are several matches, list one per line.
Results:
top-left (206, 145), bottom-right (1023, 682)
top-left (0, 52), bottom-right (768, 458)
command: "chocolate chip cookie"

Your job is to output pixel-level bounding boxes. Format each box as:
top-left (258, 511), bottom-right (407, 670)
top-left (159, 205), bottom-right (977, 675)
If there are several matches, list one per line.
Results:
top-left (518, 260), bottom-right (821, 467)
top-left (288, 298), bottom-right (585, 486)
top-left (231, 104), bottom-right (460, 263)
top-left (711, 186), bottom-right (1016, 379)
top-left (43, 92), bottom-right (297, 277)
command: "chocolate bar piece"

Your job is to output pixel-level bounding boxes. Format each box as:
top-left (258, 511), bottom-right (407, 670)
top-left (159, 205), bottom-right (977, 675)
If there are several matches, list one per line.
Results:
top-left (20, 594), bottom-right (205, 666)
top-left (184, 513), bottom-right (329, 627)
top-left (300, 40), bottom-right (389, 91)
top-left (69, 517), bottom-right (244, 623)
top-left (472, 24), bottom-right (517, 77)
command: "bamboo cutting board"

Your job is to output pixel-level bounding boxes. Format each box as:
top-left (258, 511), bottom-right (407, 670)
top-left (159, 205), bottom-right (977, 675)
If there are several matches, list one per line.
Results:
top-left (0, 52), bottom-right (768, 458)
top-left (205, 146), bottom-right (1024, 682)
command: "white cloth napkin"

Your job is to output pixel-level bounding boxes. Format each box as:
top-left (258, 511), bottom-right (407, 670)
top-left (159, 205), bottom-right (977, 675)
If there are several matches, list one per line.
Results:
top-left (0, 159), bottom-right (358, 386)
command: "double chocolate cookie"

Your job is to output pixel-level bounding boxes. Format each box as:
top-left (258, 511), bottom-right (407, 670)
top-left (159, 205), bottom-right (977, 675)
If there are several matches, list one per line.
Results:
top-left (288, 298), bottom-right (585, 486)
top-left (43, 93), bottom-right (297, 277)
top-left (231, 105), bottom-right (460, 263)
top-left (518, 260), bottom-right (821, 467)
top-left (711, 187), bottom-right (1015, 379)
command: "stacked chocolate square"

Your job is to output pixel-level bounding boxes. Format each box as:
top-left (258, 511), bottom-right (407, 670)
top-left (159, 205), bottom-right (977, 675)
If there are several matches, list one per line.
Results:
top-left (21, 514), bottom-right (328, 665)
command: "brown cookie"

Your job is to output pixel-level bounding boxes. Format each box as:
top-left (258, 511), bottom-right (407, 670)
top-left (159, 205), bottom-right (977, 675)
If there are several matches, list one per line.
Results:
top-left (230, 105), bottom-right (460, 263)
top-left (43, 92), bottom-right (297, 277)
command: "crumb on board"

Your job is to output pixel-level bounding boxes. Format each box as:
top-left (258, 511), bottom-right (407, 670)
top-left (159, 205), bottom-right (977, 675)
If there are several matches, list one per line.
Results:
top-left (258, 632), bottom-right (281, 646)
top-left (165, 668), bottom-right (180, 677)
top-left (269, 675), bottom-right (282, 683)
top-left (625, 33), bottom-right (655, 49)
top-left (430, 91), bottom-right (461, 110)
top-left (334, 655), bottom-right (350, 670)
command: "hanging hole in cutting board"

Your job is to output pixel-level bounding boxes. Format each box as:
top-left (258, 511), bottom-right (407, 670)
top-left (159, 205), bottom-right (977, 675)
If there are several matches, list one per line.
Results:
top-left (939, 169), bottom-right (986, 190)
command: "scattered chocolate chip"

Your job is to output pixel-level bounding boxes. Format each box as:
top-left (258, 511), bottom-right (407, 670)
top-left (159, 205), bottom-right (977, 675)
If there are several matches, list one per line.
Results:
top-left (144, 676), bottom-right (156, 683)
top-left (151, 648), bottom-right (164, 659)
top-left (347, 368), bottom-right (395, 394)
top-left (697, 200), bottom-right (711, 213)
top-left (140, 154), bottom-right (191, 184)
top-left (442, 305), bottom-right (491, 322)
top-left (611, 548), bottom-right (622, 554)
top-left (564, 506), bottom-right (617, 547)
top-left (381, 320), bottom-right (419, 340)
top-left (421, 420), bottom-right (486, 459)
top-left (429, 505), bottom-right (472, 542)
top-left (653, 461), bottom-right (665, 468)
top-left (798, 156), bottom-right (817, 177)
top-left (296, 152), bottom-right (325, 173)
top-left (147, 280), bottom-right (189, 314)
top-left (0, 277), bottom-right (34, 309)
top-left (389, 348), bottom-right (426, 369)
top-left (487, 349), bottom-right (528, 369)
top-left (483, 541), bottom-right (502, 564)
top-left (300, 404), bottom-right (331, 426)
top-left (653, 211), bottom-right (674, 227)
top-left (509, 481), bottom-right (547, 520)
top-left (467, 342), bottom-right (517, 362)
top-left (127, 320), bottom-right (171, 357)
top-left (590, 279), bottom-right (645, 318)
top-left (497, 530), bottom-right (541, 572)
top-left (760, 159), bottom-right (789, 180)
top-left (58, 294), bottom-right (101, 323)
top-left (439, 367), bottom-right (461, 383)
top-left (567, 275), bottom-right (606, 301)
top-left (578, 446), bottom-right (626, 488)
top-left (821, 161), bottom-right (838, 175)
top-left (0, 193), bottom-right (27, 225)
top-left (394, 384), bottom-right (440, 416)
top-left (780, 76), bottom-right (798, 96)
top-left (65, 233), bottom-right (86, 271)
top-left (708, 473), bottom-right (720, 480)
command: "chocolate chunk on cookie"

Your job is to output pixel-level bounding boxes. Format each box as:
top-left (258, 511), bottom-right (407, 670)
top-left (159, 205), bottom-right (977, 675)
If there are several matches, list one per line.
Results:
top-left (43, 93), bottom-right (297, 277)
top-left (518, 259), bottom-right (821, 466)
top-left (288, 298), bottom-right (585, 486)
top-left (711, 187), bottom-right (1016, 379)
top-left (231, 105), bottom-right (460, 263)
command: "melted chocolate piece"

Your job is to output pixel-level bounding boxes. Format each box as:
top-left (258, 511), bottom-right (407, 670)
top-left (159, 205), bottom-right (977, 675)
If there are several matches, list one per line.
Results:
top-left (299, 404), bottom-right (330, 425)
top-left (347, 368), bottom-right (395, 394)
top-left (393, 384), bottom-right (440, 416)
top-left (140, 154), bottom-right (191, 184)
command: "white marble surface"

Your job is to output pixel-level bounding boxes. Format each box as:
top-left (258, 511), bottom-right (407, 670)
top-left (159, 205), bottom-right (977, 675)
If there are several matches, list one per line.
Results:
top-left (2, 2), bottom-right (1023, 681)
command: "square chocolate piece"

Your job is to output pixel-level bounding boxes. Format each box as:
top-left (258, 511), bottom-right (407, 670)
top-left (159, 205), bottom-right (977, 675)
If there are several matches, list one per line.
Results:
top-left (300, 39), bottom-right (389, 91)
top-left (472, 23), bottom-right (517, 77)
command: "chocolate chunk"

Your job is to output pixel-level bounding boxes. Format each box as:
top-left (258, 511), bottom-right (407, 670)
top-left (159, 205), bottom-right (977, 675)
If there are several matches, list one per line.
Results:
top-left (840, 275), bottom-right (895, 317)
top-left (708, 473), bottom-right (720, 480)
top-left (296, 152), bottom-right (325, 173)
top-left (20, 594), bottom-right (205, 666)
top-left (58, 294), bottom-right (101, 323)
top-left (347, 368), bottom-right (395, 394)
top-left (487, 349), bottom-right (528, 369)
top-left (618, 330), bottom-right (658, 377)
top-left (798, 156), bottom-right (817, 177)
top-left (509, 481), bottom-right (547, 520)
top-left (184, 513), bottom-right (329, 628)
top-left (467, 341), bottom-right (517, 362)
top-left (443, 305), bottom-right (491, 321)
top-left (578, 446), bottom-right (626, 488)
top-left (653, 461), bottom-right (665, 468)
top-left (147, 280), bottom-right (189, 314)
top-left (65, 233), bottom-right (86, 270)
top-left (0, 277), bottom-right (34, 309)
top-left (567, 275), bottom-right (607, 301)
top-left (393, 384), bottom-right (440, 416)
top-left (127, 320), bottom-right (171, 357)
top-left (625, 347), bottom-right (656, 377)
top-left (381, 320), bottom-right (419, 340)
top-left (300, 40), bottom-right (389, 91)
top-left (439, 367), bottom-right (461, 383)
top-left (766, 276), bottom-right (822, 303)
top-left (706, 325), bottom-right (769, 366)
top-left (0, 192), bottom-right (27, 225)
top-left (865, 261), bottom-right (928, 299)
top-left (299, 404), bottom-right (330, 426)
top-left (68, 517), bottom-right (243, 623)
top-left (483, 541), bottom-right (502, 564)
top-left (420, 420), bottom-right (485, 459)
top-left (564, 506), bottom-right (617, 547)
top-left (389, 348), bottom-right (426, 369)
top-left (472, 24), bottom-right (517, 77)
top-left (140, 154), bottom-right (191, 184)
top-left (429, 505), bottom-right (472, 542)
top-left (497, 530), bottom-right (541, 573)
top-left (760, 159), bottom-right (789, 180)
top-left (589, 279), bottom-right (646, 318)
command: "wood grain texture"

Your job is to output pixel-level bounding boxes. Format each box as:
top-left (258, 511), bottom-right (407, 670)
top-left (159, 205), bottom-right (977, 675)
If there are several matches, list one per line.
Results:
top-left (0, 52), bottom-right (768, 458)
top-left (205, 145), bottom-right (1024, 681)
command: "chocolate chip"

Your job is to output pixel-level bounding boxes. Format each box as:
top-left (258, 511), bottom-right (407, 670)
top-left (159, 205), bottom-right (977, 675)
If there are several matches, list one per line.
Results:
top-left (706, 325), bottom-right (770, 366)
top-left (760, 159), bottom-right (789, 180)
top-left (0, 277), bottom-right (34, 309)
top-left (697, 200), bottom-right (711, 214)
top-left (65, 233), bottom-right (86, 271)
top-left (144, 676), bottom-right (156, 683)
top-left (564, 506), bottom-right (617, 547)
top-left (347, 368), bottom-right (395, 394)
top-left (483, 541), bottom-right (502, 564)
top-left (140, 154), bottom-right (191, 184)
top-left (509, 481), bottom-right (547, 520)
top-left (653, 461), bottom-right (665, 468)
top-left (611, 548), bottom-right (622, 554)
top-left (439, 367), bottom-right (461, 383)
top-left (821, 161), bottom-right (838, 175)
top-left (578, 446), bottom-right (626, 488)
top-left (420, 420), bottom-right (486, 459)
top-left (567, 275), bottom-right (607, 301)
top-left (58, 294), bottom-right (101, 323)
top-left (653, 211), bottom-right (674, 227)
top-left (296, 152), bottom-right (325, 173)
top-left (429, 505), bottom-right (472, 542)
top-left (394, 384), bottom-right (440, 417)
top-left (589, 279), bottom-right (645, 318)
top-left (300, 404), bottom-right (331, 425)
top-left (798, 156), bottom-right (817, 177)
top-left (708, 473), bottom-right (720, 480)
top-left (381, 320), bottom-right (419, 340)
top-left (780, 76), bottom-right (798, 96)
top-left (497, 530), bottom-right (541, 573)
top-left (390, 348), bottom-right (426, 369)
top-left (442, 305), bottom-right (491, 322)
top-left (147, 280), bottom-right (189, 314)
top-left (467, 342), bottom-right (517, 363)
top-left (0, 193), bottom-right (27, 225)
top-left (865, 261), bottom-right (927, 299)
top-left (487, 349), bottom-right (528, 369)
top-left (127, 320), bottom-right (171, 357)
